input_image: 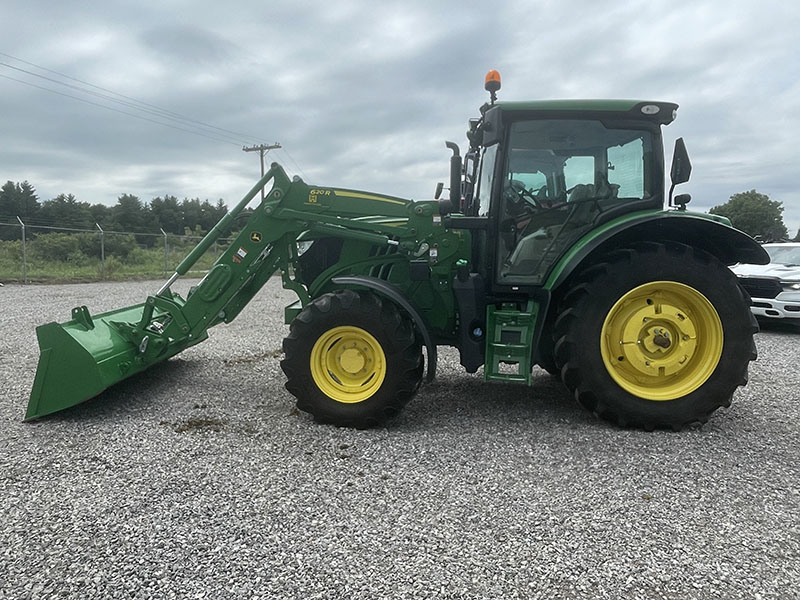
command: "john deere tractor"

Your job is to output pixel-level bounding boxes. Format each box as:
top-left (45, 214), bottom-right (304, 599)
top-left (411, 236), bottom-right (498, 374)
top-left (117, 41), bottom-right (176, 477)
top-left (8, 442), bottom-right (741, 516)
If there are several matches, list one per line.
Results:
top-left (26, 71), bottom-right (767, 430)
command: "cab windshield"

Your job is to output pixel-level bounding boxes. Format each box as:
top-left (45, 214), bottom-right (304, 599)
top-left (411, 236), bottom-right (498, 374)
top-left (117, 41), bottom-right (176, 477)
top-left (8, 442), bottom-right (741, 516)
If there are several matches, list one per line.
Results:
top-left (506, 119), bottom-right (655, 205)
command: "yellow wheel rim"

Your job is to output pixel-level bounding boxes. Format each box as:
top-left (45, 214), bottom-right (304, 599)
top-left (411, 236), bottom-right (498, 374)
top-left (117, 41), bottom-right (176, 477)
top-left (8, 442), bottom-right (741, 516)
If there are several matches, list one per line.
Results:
top-left (600, 281), bottom-right (723, 401)
top-left (310, 326), bottom-right (386, 403)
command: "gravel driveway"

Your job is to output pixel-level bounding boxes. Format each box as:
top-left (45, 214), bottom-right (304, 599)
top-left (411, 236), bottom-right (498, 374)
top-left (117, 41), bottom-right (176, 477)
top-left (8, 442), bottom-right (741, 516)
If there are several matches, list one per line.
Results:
top-left (1, 278), bottom-right (798, 599)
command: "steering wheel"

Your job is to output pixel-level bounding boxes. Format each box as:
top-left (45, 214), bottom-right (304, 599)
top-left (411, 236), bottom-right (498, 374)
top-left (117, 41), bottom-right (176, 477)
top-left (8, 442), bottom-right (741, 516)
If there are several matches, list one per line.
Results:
top-left (505, 180), bottom-right (544, 210)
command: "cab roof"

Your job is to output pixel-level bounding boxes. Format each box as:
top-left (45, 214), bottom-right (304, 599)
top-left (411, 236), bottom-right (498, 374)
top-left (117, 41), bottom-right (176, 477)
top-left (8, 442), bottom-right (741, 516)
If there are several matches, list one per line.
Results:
top-left (493, 100), bottom-right (679, 125)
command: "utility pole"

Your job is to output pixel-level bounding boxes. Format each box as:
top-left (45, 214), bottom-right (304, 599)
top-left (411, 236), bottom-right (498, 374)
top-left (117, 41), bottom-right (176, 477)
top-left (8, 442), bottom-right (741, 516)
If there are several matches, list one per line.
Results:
top-left (243, 143), bottom-right (281, 200)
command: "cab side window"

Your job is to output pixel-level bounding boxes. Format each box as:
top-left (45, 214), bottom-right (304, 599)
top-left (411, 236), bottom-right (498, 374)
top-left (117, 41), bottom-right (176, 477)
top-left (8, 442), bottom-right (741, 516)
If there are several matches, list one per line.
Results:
top-left (608, 138), bottom-right (645, 198)
top-left (563, 156), bottom-right (595, 190)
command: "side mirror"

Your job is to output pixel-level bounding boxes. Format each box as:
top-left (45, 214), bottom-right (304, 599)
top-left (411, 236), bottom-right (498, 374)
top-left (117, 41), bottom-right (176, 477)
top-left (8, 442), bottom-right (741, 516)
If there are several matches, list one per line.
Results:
top-left (670, 138), bottom-right (692, 185)
top-left (434, 182), bottom-right (444, 200)
top-left (668, 138), bottom-right (692, 207)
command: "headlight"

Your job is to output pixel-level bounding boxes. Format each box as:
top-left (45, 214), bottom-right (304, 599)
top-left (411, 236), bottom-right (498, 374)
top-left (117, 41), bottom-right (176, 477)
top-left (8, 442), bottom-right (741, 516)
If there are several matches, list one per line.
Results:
top-left (781, 281), bottom-right (800, 291)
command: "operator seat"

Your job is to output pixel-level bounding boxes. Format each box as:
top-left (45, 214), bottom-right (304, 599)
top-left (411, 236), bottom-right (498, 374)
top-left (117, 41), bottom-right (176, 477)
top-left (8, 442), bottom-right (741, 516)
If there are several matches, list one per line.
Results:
top-left (503, 177), bottom-right (618, 279)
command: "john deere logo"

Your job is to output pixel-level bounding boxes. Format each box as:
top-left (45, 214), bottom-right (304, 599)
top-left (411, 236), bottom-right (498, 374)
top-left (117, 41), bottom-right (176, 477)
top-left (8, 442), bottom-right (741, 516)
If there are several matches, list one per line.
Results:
top-left (250, 232), bottom-right (263, 243)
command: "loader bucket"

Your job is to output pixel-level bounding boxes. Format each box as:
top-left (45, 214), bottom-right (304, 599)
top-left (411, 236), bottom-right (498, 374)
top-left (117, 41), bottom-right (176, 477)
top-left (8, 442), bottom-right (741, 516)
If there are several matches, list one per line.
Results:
top-left (25, 165), bottom-right (284, 421)
top-left (25, 302), bottom-right (198, 421)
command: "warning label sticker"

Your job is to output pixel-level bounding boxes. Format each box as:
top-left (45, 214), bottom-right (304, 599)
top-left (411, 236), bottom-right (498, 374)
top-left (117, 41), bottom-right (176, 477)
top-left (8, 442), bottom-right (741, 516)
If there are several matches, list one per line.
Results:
top-left (233, 247), bottom-right (248, 263)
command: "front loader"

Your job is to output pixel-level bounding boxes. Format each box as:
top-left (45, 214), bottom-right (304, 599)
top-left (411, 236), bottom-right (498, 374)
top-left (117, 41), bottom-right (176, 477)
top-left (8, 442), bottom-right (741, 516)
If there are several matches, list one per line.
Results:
top-left (26, 71), bottom-right (768, 430)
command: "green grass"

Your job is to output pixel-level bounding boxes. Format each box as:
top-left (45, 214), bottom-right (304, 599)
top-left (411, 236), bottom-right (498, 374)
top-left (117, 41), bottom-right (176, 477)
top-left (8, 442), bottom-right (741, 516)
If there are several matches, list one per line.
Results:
top-left (0, 235), bottom-right (229, 283)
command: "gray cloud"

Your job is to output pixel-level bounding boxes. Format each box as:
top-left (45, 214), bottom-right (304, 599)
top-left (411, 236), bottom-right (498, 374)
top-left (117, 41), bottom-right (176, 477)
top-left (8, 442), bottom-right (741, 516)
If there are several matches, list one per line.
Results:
top-left (1, 0), bottom-right (799, 234)
top-left (140, 25), bottom-right (239, 67)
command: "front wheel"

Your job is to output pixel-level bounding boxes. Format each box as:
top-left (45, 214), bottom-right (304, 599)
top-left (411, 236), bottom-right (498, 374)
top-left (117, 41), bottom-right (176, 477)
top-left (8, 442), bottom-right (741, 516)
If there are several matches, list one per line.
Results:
top-left (281, 290), bottom-right (423, 428)
top-left (553, 242), bottom-right (758, 430)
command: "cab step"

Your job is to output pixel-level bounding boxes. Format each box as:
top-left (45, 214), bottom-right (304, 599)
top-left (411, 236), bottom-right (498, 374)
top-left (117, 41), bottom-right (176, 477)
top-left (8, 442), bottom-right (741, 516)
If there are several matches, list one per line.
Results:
top-left (483, 301), bottom-right (538, 384)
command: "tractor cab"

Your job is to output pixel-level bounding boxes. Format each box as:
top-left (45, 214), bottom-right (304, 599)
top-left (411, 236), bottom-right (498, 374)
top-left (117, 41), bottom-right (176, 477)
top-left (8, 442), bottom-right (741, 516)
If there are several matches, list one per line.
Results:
top-left (448, 71), bottom-right (681, 288)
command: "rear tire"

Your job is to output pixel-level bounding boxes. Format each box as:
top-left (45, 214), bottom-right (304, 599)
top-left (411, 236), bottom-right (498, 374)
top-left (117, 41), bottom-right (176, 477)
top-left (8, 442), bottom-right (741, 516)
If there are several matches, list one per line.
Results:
top-left (553, 242), bottom-right (758, 430)
top-left (281, 290), bottom-right (423, 429)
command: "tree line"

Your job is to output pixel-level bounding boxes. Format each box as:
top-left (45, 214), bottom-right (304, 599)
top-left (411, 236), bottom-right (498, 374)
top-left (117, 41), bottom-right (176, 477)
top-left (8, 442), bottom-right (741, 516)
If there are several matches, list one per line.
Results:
top-left (0, 180), bottom-right (231, 242)
top-left (708, 190), bottom-right (797, 243)
top-left (1, 180), bottom-right (797, 244)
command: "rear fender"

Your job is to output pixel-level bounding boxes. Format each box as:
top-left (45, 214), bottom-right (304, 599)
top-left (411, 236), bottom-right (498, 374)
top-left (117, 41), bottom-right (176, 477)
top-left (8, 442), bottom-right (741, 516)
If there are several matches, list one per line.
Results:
top-left (545, 212), bottom-right (769, 292)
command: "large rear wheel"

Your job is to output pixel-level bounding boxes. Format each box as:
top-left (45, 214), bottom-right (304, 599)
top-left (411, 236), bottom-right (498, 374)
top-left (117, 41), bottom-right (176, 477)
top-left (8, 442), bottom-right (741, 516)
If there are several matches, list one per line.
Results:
top-left (554, 242), bottom-right (757, 430)
top-left (281, 290), bottom-right (423, 428)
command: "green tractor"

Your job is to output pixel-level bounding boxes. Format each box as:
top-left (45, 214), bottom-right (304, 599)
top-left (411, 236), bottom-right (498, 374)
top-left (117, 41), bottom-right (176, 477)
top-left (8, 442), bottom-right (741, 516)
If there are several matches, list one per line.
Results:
top-left (26, 71), bottom-right (767, 430)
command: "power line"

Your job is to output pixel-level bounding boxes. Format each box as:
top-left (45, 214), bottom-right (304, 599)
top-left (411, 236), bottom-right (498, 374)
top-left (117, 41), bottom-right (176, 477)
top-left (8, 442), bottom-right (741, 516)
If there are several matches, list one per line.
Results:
top-left (0, 51), bottom-right (262, 144)
top-left (0, 61), bottom-right (249, 145)
top-left (0, 72), bottom-right (243, 147)
top-left (277, 147), bottom-right (307, 180)
top-left (0, 51), bottom-right (299, 180)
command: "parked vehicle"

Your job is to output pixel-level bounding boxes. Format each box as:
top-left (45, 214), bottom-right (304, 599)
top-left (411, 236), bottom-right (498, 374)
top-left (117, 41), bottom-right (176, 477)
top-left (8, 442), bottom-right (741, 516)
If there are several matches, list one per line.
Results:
top-left (732, 243), bottom-right (800, 322)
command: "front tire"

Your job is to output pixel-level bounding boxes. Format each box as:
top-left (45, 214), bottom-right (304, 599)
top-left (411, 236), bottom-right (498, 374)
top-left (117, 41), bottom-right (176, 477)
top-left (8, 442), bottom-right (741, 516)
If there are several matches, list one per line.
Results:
top-left (281, 290), bottom-right (423, 428)
top-left (553, 242), bottom-right (758, 430)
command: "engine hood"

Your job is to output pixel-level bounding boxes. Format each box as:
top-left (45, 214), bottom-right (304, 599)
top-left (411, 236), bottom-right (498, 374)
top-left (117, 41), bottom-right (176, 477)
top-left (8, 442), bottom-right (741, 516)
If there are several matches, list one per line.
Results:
top-left (731, 262), bottom-right (800, 281)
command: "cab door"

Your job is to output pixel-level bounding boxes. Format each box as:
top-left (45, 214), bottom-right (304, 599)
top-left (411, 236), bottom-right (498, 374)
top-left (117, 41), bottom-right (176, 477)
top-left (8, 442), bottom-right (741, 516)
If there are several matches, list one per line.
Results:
top-left (492, 118), bottom-right (657, 288)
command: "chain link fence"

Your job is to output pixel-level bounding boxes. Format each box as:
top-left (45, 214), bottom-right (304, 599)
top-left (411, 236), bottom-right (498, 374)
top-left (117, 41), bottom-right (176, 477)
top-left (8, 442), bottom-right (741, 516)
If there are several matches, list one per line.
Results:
top-left (0, 219), bottom-right (232, 283)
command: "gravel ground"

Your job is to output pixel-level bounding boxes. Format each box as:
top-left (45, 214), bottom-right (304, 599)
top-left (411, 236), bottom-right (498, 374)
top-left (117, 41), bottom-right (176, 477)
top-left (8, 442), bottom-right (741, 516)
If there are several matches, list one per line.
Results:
top-left (1, 278), bottom-right (798, 599)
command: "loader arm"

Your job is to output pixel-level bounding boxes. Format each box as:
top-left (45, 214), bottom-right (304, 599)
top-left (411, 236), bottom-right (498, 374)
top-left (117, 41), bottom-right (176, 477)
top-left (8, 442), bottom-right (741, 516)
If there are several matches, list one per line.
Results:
top-left (25, 163), bottom-right (416, 420)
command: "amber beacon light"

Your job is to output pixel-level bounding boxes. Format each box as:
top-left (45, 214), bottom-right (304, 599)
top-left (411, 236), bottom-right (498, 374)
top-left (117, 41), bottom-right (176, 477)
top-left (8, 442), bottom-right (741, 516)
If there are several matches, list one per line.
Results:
top-left (484, 70), bottom-right (501, 103)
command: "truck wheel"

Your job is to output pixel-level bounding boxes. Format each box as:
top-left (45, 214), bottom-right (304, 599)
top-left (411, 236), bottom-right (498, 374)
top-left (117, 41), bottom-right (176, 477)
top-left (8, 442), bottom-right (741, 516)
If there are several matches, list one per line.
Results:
top-left (553, 242), bottom-right (757, 431)
top-left (281, 289), bottom-right (423, 428)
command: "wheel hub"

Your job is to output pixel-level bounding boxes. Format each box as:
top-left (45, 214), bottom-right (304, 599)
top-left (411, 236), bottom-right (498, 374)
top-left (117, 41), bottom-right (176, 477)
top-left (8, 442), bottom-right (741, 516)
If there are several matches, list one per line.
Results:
top-left (616, 303), bottom-right (699, 378)
top-left (339, 346), bottom-right (367, 374)
top-left (650, 329), bottom-right (671, 349)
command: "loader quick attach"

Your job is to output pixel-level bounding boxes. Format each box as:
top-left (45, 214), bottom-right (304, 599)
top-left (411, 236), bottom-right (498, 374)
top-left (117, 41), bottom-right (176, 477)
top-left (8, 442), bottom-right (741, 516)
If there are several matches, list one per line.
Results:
top-left (26, 71), bottom-right (769, 431)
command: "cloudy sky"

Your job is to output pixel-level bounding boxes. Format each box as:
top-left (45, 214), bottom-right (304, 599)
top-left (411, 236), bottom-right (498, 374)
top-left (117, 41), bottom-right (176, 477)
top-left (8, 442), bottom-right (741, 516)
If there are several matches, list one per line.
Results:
top-left (2, 1), bottom-right (799, 234)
